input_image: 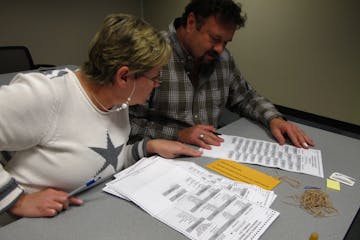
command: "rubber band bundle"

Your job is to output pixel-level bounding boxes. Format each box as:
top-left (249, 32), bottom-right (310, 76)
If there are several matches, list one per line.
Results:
top-left (286, 189), bottom-right (338, 217)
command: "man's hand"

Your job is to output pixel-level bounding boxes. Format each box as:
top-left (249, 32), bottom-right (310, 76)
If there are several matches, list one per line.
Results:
top-left (178, 125), bottom-right (224, 149)
top-left (270, 118), bottom-right (314, 148)
top-left (9, 188), bottom-right (83, 218)
top-left (146, 139), bottom-right (202, 158)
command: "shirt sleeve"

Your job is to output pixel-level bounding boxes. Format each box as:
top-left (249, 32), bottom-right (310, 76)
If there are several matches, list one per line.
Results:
top-left (226, 56), bottom-right (283, 128)
top-left (129, 104), bottom-right (179, 144)
top-left (0, 73), bottom-right (57, 150)
top-left (0, 73), bottom-right (57, 213)
top-left (0, 164), bottom-right (24, 213)
top-left (123, 137), bottom-right (151, 168)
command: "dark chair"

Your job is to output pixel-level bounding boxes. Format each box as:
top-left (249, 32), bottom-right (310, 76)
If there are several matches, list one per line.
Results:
top-left (0, 46), bottom-right (55, 74)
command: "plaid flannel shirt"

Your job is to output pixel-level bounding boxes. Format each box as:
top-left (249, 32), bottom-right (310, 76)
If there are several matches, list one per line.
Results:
top-left (129, 19), bottom-right (282, 143)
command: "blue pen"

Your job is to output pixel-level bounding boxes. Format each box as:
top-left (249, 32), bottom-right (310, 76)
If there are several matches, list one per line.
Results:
top-left (68, 176), bottom-right (102, 197)
top-left (304, 186), bottom-right (321, 190)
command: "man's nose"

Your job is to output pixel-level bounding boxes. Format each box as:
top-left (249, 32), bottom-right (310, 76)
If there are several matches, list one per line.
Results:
top-left (213, 42), bottom-right (225, 54)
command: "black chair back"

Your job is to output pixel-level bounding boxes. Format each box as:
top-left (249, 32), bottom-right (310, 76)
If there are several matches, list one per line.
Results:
top-left (0, 46), bottom-right (36, 74)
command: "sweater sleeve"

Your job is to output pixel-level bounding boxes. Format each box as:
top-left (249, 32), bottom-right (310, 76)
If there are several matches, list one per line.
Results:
top-left (0, 73), bottom-right (57, 213)
top-left (0, 72), bottom-right (57, 150)
top-left (123, 137), bottom-right (151, 169)
top-left (0, 165), bottom-right (24, 213)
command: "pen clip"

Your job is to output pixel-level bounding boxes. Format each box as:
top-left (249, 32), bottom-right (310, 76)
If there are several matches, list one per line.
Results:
top-left (86, 176), bottom-right (100, 186)
top-left (68, 176), bottom-right (102, 197)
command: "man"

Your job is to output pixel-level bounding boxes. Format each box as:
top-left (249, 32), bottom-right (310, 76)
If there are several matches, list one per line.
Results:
top-left (129, 0), bottom-right (314, 150)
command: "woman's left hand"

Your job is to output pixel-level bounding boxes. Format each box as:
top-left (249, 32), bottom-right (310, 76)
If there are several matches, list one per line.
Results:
top-left (146, 139), bottom-right (202, 159)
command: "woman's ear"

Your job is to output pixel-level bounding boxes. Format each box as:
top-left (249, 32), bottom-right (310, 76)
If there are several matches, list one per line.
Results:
top-left (115, 66), bottom-right (129, 88)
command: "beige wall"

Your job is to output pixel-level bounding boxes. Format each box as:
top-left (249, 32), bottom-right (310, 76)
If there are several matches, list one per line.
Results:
top-left (144, 0), bottom-right (360, 126)
top-left (1, 0), bottom-right (359, 125)
top-left (0, 0), bottom-right (142, 66)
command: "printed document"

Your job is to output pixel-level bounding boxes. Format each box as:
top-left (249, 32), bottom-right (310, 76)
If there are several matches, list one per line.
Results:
top-left (202, 135), bottom-right (324, 178)
top-left (104, 157), bottom-right (279, 240)
top-left (105, 156), bottom-right (277, 207)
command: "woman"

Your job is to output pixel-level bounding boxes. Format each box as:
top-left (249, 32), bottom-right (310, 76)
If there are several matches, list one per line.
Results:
top-left (0, 13), bottom-right (201, 220)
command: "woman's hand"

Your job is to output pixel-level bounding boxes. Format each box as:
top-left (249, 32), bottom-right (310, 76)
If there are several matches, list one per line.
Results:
top-left (8, 188), bottom-right (83, 218)
top-left (146, 139), bottom-right (202, 159)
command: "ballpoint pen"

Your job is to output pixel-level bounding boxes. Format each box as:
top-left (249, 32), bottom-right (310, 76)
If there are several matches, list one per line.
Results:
top-left (68, 176), bottom-right (102, 197)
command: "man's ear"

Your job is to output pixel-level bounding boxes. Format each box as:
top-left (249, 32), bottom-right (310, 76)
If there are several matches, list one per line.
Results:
top-left (187, 12), bottom-right (197, 32)
top-left (115, 66), bottom-right (129, 88)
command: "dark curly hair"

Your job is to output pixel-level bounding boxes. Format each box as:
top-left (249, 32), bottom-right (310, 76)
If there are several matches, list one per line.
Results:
top-left (180, 0), bottom-right (247, 30)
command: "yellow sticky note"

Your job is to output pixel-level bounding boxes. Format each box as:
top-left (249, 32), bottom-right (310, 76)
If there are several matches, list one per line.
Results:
top-left (206, 159), bottom-right (280, 190)
top-left (327, 178), bottom-right (340, 191)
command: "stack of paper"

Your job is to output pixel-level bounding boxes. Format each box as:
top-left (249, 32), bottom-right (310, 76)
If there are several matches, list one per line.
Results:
top-left (202, 134), bottom-right (324, 178)
top-left (104, 156), bottom-right (279, 240)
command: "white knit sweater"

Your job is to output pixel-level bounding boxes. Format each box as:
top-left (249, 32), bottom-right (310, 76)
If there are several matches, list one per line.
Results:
top-left (0, 68), bottom-right (147, 213)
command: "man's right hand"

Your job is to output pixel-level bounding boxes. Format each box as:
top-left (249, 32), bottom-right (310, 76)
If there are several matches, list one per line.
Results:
top-left (178, 124), bottom-right (224, 149)
top-left (8, 188), bottom-right (83, 218)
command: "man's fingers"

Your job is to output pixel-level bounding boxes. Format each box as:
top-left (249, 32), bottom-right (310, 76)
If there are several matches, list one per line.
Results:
top-left (304, 135), bottom-right (315, 147)
top-left (198, 125), bottom-right (217, 131)
top-left (286, 129), bottom-right (302, 148)
top-left (272, 128), bottom-right (286, 145)
top-left (197, 131), bottom-right (223, 146)
top-left (197, 138), bottom-right (212, 150)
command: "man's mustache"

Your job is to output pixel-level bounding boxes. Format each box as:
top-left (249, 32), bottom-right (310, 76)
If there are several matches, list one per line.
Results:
top-left (206, 50), bottom-right (219, 58)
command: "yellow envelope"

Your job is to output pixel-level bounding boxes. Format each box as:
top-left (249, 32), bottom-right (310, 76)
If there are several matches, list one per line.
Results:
top-left (206, 159), bottom-right (280, 190)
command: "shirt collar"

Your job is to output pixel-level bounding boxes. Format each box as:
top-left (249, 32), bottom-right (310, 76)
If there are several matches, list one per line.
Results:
top-left (168, 18), bottom-right (193, 73)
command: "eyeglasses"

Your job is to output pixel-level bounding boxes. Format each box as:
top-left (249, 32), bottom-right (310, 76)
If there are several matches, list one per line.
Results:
top-left (142, 73), bottom-right (162, 85)
top-left (134, 71), bottom-right (162, 85)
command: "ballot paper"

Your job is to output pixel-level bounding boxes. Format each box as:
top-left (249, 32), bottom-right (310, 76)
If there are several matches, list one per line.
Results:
top-left (173, 160), bottom-right (277, 207)
top-left (202, 135), bottom-right (324, 178)
top-left (104, 157), bottom-right (277, 207)
top-left (104, 157), bottom-right (279, 240)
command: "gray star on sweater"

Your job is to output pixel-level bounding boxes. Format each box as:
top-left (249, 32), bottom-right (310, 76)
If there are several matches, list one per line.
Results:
top-left (90, 133), bottom-right (123, 176)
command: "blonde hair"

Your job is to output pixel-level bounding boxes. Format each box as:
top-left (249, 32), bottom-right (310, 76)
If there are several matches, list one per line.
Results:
top-left (82, 13), bottom-right (171, 84)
